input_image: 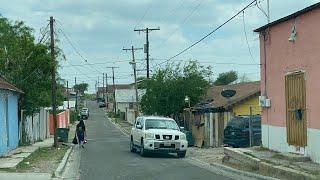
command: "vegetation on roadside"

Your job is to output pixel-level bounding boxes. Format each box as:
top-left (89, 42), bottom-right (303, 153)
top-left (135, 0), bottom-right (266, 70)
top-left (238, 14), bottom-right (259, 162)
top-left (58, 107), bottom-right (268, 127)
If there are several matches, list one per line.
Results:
top-left (140, 60), bottom-right (212, 116)
top-left (70, 110), bottom-right (78, 123)
top-left (16, 146), bottom-right (68, 173)
top-left (0, 16), bottom-right (65, 115)
top-left (213, 70), bottom-right (238, 86)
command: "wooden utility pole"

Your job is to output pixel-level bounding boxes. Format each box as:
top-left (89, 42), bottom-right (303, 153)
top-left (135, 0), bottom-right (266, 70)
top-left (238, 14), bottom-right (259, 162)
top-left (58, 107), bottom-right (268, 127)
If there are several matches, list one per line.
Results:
top-left (105, 73), bottom-right (108, 107)
top-left (75, 77), bottom-right (78, 112)
top-left (67, 80), bottom-right (69, 109)
top-left (134, 27), bottom-right (160, 78)
top-left (107, 67), bottom-right (119, 114)
top-left (102, 73), bottom-right (105, 100)
top-left (50, 16), bottom-right (58, 147)
top-left (123, 46), bottom-right (143, 115)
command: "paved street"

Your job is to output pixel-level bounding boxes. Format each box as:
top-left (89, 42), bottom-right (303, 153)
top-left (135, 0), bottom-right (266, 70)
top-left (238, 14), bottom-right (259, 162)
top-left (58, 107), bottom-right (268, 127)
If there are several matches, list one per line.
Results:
top-left (78, 101), bottom-right (232, 180)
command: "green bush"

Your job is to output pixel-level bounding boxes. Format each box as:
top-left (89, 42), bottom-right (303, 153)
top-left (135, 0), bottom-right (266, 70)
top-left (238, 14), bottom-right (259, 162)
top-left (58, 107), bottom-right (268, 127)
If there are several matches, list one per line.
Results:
top-left (70, 110), bottom-right (78, 123)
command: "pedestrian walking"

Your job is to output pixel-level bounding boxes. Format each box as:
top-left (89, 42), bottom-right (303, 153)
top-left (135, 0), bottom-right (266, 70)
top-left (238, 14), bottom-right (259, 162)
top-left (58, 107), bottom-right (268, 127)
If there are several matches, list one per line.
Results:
top-left (76, 119), bottom-right (86, 148)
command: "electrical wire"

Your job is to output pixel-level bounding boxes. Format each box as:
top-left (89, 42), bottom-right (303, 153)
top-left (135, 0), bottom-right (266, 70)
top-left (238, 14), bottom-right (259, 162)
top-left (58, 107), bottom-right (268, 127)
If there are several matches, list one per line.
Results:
top-left (134, 2), bottom-right (153, 29)
top-left (157, 0), bottom-right (258, 66)
top-left (242, 11), bottom-right (256, 63)
top-left (55, 21), bottom-right (104, 74)
top-left (155, 0), bottom-right (205, 49)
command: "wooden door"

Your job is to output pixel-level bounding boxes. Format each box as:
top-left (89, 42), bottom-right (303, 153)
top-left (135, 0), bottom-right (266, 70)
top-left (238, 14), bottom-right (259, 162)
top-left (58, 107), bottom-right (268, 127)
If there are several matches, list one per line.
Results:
top-left (285, 72), bottom-right (307, 147)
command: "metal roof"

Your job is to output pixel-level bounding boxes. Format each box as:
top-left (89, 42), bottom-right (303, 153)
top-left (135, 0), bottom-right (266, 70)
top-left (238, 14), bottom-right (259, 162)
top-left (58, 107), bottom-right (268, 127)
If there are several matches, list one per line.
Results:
top-left (0, 77), bottom-right (24, 94)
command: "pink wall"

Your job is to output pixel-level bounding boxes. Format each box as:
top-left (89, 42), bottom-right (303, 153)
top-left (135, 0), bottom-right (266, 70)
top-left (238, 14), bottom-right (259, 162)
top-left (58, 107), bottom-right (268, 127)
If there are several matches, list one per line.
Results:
top-left (260, 8), bottom-right (320, 129)
top-left (49, 110), bottom-right (70, 135)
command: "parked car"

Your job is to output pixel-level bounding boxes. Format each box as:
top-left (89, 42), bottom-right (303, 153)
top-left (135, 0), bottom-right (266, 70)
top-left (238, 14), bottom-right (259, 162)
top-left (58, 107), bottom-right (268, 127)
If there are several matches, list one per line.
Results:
top-left (223, 115), bottom-right (261, 148)
top-left (130, 116), bottom-right (188, 158)
top-left (98, 101), bottom-right (106, 108)
top-left (80, 108), bottom-right (89, 119)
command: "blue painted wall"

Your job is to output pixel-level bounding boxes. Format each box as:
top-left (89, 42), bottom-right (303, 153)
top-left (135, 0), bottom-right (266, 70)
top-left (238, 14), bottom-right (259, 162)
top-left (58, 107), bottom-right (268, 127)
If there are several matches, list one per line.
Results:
top-left (8, 92), bottom-right (18, 150)
top-left (0, 90), bottom-right (8, 156)
top-left (0, 90), bottom-right (19, 156)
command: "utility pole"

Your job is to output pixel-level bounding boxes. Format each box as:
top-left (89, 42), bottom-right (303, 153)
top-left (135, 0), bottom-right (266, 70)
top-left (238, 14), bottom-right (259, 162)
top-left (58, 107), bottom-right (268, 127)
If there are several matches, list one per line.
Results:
top-left (75, 77), bottom-right (78, 113)
top-left (67, 80), bottom-right (69, 109)
top-left (102, 73), bottom-right (105, 100)
top-left (105, 73), bottom-right (108, 107)
top-left (123, 46), bottom-right (143, 115)
top-left (107, 67), bottom-right (119, 114)
top-left (50, 16), bottom-right (58, 147)
top-left (134, 27), bottom-right (160, 78)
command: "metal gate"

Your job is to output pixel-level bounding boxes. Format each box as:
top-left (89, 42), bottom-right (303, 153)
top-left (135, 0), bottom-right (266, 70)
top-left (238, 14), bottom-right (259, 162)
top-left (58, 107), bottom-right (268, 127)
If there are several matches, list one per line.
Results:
top-left (285, 72), bottom-right (307, 147)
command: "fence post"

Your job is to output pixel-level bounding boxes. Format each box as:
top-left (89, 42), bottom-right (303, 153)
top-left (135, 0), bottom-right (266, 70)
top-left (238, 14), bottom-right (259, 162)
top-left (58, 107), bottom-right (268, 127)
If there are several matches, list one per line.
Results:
top-left (249, 106), bottom-right (253, 147)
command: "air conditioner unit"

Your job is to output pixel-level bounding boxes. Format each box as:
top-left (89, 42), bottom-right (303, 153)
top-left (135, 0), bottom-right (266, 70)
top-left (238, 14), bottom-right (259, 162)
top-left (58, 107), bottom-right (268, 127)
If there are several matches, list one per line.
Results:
top-left (259, 96), bottom-right (271, 108)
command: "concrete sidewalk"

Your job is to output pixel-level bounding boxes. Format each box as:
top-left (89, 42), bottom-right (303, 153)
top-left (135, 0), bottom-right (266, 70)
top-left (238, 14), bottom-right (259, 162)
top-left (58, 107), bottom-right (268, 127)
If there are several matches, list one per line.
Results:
top-left (0, 172), bottom-right (52, 180)
top-left (224, 147), bottom-right (320, 179)
top-left (0, 138), bottom-right (53, 169)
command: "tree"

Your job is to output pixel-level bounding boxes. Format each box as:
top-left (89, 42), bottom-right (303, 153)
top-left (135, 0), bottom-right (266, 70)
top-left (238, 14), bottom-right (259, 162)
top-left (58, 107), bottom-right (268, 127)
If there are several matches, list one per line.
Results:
top-left (137, 76), bottom-right (148, 89)
top-left (0, 16), bottom-right (64, 115)
top-left (238, 73), bottom-right (251, 83)
top-left (141, 61), bottom-right (211, 116)
top-left (213, 70), bottom-right (238, 86)
top-left (73, 83), bottom-right (88, 94)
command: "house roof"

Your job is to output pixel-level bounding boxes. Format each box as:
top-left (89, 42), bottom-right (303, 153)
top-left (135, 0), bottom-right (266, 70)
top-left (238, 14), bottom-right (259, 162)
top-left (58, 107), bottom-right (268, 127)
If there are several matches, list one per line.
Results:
top-left (0, 77), bottom-right (24, 93)
top-left (98, 84), bottom-right (133, 92)
top-left (254, 2), bottom-right (320, 32)
top-left (196, 81), bottom-right (260, 110)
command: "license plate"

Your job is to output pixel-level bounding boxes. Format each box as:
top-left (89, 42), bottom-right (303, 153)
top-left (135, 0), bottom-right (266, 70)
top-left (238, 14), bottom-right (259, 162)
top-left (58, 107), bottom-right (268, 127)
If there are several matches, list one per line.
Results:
top-left (164, 142), bottom-right (171, 146)
top-left (231, 132), bottom-right (235, 135)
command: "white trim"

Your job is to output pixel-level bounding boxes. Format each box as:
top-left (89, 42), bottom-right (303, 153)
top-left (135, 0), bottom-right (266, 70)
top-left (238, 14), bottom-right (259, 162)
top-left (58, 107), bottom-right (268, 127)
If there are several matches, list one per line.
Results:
top-left (262, 124), bottom-right (320, 163)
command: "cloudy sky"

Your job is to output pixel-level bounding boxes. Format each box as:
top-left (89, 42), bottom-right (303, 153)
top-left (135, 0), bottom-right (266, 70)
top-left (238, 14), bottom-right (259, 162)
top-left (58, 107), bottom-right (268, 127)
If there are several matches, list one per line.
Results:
top-left (0, 0), bottom-right (318, 92)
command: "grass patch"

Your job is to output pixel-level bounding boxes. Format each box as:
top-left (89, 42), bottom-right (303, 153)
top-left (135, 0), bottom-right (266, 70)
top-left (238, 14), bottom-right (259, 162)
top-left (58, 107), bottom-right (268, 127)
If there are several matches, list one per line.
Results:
top-left (243, 152), bottom-right (257, 158)
top-left (271, 153), bottom-right (287, 160)
top-left (16, 145), bottom-right (68, 173)
top-left (0, 168), bottom-right (17, 172)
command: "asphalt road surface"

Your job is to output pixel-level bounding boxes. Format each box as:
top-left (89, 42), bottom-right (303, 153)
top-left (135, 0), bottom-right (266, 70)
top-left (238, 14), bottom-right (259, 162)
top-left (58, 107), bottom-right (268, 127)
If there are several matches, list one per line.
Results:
top-left (79, 101), bottom-right (233, 180)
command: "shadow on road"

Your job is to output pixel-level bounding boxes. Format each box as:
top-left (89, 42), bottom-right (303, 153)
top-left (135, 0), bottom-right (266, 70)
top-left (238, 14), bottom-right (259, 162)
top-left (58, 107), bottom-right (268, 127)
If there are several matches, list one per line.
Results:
top-left (130, 151), bottom-right (180, 159)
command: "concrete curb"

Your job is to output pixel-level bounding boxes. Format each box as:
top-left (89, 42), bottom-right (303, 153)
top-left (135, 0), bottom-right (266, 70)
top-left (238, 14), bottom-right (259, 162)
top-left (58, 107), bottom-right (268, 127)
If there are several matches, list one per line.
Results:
top-left (106, 116), bottom-right (130, 137)
top-left (224, 147), bottom-right (317, 180)
top-left (54, 146), bottom-right (74, 178)
top-left (186, 157), bottom-right (277, 180)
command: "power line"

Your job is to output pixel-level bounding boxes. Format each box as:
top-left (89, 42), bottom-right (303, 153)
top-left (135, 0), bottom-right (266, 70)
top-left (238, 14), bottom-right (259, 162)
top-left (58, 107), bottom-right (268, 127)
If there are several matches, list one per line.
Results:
top-left (157, 0), bottom-right (258, 65)
top-left (134, 2), bottom-right (153, 29)
top-left (55, 21), bottom-right (103, 74)
top-left (242, 11), bottom-right (256, 63)
top-left (155, 0), bottom-right (205, 49)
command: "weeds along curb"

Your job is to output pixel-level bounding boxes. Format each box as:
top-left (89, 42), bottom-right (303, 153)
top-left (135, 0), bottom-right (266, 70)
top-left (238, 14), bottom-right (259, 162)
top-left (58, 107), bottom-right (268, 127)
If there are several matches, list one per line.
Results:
top-left (54, 146), bottom-right (74, 178)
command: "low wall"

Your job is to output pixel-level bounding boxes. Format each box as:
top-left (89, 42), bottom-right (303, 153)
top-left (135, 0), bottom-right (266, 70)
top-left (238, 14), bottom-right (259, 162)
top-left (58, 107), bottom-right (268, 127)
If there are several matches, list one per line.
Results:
top-left (20, 108), bottom-right (50, 144)
top-left (125, 109), bottom-right (136, 125)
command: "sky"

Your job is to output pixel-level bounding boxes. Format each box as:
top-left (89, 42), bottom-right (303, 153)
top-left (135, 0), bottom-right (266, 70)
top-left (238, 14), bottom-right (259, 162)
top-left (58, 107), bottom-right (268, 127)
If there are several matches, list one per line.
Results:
top-left (0, 0), bottom-right (318, 93)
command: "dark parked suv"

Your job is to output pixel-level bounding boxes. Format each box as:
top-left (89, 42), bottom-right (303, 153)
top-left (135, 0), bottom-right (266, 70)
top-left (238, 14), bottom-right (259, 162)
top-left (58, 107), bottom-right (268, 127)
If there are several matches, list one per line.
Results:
top-left (223, 115), bottom-right (261, 148)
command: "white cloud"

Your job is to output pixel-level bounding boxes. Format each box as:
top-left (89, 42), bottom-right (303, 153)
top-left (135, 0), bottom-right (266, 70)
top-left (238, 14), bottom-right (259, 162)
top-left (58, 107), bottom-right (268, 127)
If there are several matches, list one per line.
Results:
top-left (0, 0), bottom-right (317, 92)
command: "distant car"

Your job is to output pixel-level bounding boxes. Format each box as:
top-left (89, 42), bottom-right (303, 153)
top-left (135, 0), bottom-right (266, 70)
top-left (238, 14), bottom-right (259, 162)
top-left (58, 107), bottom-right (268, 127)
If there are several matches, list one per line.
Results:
top-left (80, 108), bottom-right (89, 119)
top-left (130, 116), bottom-right (188, 158)
top-left (223, 115), bottom-right (261, 148)
top-left (98, 101), bottom-right (106, 108)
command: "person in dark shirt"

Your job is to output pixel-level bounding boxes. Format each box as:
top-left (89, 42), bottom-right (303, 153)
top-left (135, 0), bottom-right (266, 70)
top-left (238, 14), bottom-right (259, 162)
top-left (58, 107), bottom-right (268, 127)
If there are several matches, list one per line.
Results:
top-left (76, 119), bottom-right (86, 148)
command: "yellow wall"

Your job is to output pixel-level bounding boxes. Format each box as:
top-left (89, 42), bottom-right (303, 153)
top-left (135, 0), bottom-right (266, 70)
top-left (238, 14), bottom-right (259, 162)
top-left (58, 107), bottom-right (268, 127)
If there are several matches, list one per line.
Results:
top-left (232, 96), bottom-right (261, 116)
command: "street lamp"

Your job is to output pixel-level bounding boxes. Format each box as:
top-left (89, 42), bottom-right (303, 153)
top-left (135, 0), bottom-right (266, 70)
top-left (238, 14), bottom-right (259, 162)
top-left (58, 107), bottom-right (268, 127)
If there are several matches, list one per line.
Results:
top-left (184, 95), bottom-right (190, 108)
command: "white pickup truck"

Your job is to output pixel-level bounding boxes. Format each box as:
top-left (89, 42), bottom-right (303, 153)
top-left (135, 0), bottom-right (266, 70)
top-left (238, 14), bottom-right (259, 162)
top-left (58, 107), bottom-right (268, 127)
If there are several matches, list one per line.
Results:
top-left (130, 116), bottom-right (188, 158)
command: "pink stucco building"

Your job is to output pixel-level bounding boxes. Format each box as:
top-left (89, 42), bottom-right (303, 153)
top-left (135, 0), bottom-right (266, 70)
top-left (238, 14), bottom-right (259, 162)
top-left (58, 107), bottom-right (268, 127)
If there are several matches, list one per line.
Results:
top-left (254, 3), bottom-right (320, 163)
